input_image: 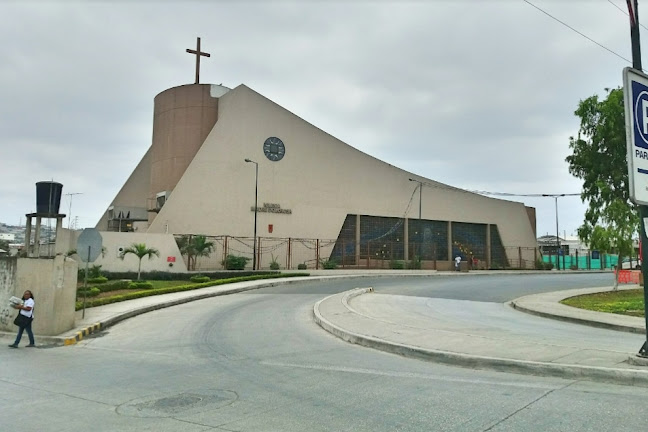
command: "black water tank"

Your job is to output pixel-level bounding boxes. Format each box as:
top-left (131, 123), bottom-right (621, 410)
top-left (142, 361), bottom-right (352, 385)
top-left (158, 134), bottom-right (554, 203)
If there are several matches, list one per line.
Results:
top-left (35, 181), bottom-right (63, 215)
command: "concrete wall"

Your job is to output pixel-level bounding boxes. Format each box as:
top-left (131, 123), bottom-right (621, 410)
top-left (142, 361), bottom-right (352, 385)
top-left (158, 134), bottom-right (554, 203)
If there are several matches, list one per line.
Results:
top-left (0, 258), bottom-right (18, 329)
top-left (0, 256), bottom-right (77, 336)
top-left (89, 232), bottom-right (187, 273)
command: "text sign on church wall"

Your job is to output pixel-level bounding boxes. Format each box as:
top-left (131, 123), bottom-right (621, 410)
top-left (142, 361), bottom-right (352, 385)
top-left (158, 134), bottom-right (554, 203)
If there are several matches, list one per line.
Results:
top-left (624, 67), bottom-right (648, 205)
top-left (251, 203), bottom-right (292, 214)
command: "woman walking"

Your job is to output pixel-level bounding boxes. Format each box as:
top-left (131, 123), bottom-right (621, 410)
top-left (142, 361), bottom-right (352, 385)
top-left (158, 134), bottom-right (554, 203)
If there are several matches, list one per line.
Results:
top-left (9, 290), bottom-right (35, 348)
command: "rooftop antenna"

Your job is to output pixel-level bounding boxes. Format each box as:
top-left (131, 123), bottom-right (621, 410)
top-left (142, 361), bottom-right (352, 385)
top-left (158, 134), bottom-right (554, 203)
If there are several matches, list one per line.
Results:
top-left (65, 192), bottom-right (83, 229)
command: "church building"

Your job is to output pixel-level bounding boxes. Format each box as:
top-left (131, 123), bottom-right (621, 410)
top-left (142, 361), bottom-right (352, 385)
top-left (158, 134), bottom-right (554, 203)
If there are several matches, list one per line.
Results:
top-left (95, 39), bottom-right (538, 271)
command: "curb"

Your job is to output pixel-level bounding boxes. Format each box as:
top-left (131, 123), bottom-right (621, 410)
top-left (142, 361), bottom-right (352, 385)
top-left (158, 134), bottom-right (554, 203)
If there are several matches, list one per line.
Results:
top-left (508, 300), bottom-right (645, 334)
top-left (313, 289), bottom-right (648, 387)
top-left (508, 286), bottom-right (645, 334)
top-left (64, 323), bottom-right (102, 345)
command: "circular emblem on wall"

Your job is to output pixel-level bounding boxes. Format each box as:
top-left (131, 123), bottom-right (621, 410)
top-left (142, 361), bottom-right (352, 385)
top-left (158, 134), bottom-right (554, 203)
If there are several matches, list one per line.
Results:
top-left (263, 137), bottom-right (285, 162)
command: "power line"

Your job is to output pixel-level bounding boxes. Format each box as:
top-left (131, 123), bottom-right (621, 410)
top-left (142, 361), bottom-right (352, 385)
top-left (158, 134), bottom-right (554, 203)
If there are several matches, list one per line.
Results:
top-left (471, 191), bottom-right (581, 198)
top-left (522, 0), bottom-right (636, 67)
top-left (607, 0), bottom-right (648, 32)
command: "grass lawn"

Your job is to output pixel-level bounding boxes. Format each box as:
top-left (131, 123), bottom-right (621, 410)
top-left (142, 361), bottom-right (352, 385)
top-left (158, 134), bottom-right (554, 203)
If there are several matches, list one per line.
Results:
top-left (560, 288), bottom-right (645, 317)
top-left (74, 273), bottom-right (306, 310)
top-left (77, 280), bottom-right (198, 300)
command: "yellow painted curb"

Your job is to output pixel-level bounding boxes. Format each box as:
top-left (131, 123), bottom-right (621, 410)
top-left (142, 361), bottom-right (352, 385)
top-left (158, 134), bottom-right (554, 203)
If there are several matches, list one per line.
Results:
top-left (63, 323), bottom-right (102, 346)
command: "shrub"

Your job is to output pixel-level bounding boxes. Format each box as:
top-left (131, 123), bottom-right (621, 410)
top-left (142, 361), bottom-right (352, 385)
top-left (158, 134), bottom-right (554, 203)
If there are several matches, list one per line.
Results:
top-left (87, 276), bottom-right (108, 284)
top-left (320, 258), bottom-right (337, 270)
top-left (544, 262), bottom-right (554, 270)
top-left (407, 256), bottom-right (421, 270)
top-left (190, 275), bottom-right (211, 283)
top-left (223, 255), bottom-right (250, 270)
top-left (102, 270), bottom-right (275, 280)
top-left (78, 264), bottom-right (105, 281)
top-left (298, 263), bottom-right (307, 270)
top-left (75, 273), bottom-right (308, 310)
top-left (269, 254), bottom-right (280, 270)
top-left (77, 287), bottom-right (101, 297)
top-left (390, 260), bottom-right (405, 270)
top-left (129, 281), bottom-right (154, 290)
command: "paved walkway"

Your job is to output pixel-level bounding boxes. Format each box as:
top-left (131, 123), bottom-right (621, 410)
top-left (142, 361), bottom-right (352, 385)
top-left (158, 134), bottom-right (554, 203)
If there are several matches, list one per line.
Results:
top-left (314, 284), bottom-right (648, 387)
top-left (2, 270), bottom-right (646, 386)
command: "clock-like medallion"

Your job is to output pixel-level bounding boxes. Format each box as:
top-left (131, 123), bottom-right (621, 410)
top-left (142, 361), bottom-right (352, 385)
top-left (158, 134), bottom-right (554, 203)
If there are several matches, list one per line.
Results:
top-left (263, 137), bottom-right (285, 162)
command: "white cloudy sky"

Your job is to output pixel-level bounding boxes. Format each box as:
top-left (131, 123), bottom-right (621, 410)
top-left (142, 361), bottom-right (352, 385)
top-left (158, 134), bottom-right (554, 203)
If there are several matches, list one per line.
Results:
top-left (0, 0), bottom-right (642, 238)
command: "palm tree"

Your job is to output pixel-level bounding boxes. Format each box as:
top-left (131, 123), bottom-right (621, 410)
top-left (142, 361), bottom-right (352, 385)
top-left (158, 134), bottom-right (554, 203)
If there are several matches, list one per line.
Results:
top-left (176, 235), bottom-right (194, 268)
top-left (190, 235), bottom-right (214, 270)
top-left (119, 243), bottom-right (160, 280)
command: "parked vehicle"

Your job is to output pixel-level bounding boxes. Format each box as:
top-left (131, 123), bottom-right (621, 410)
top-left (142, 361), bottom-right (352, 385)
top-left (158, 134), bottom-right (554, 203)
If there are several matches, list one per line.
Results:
top-left (621, 258), bottom-right (642, 270)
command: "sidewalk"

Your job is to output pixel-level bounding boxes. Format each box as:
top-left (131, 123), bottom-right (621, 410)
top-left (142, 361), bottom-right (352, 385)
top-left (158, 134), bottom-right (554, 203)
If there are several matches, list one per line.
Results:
top-left (314, 285), bottom-right (648, 387)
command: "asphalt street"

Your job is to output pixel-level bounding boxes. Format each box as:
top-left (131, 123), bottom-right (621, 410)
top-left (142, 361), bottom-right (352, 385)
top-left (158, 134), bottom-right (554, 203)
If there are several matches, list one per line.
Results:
top-left (1, 273), bottom-right (647, 431)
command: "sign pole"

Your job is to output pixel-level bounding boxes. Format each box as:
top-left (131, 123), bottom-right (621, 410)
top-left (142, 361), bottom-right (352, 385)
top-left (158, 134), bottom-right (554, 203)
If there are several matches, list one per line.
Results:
top-left (83, 245), bottom-right (90, 319)
top-left (627, 0), bottom-right (648, 357)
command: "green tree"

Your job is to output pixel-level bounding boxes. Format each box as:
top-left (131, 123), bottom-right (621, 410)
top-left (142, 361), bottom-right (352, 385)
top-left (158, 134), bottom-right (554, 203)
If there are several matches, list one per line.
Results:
top-left (175, 235), bottom-right (214, 270)
top-left (188, 235), bottom-right (214, 271)
top-left (566, 87), bottom-right (639, 287)
top-left (175, 235), bottom-right (193, 268)
top-left (119, 243), bottom-right (160, 280)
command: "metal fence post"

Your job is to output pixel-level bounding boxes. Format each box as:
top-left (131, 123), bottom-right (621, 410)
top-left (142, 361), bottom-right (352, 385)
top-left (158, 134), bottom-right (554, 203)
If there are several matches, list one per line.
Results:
top-left (316, 239), bottom-right (320, 270)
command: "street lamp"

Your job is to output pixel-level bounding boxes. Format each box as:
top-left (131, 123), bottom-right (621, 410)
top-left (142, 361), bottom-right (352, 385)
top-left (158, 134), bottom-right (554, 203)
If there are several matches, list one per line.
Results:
top-left (408, 179), bottom-right (423, 220)
top-left (245, 158), bottom-right (258, 270)
top-left (542, 194), bottom-right (566, 270)
top-left (409, 179), bottom-right (423, 260)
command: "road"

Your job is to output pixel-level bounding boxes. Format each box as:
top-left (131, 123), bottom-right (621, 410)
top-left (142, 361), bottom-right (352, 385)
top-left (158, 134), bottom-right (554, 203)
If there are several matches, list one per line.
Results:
top-left (2, 273), bottom-right (647, 431)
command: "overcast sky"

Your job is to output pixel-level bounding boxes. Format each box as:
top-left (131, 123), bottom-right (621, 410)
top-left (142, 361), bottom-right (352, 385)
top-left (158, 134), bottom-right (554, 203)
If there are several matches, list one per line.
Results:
top-left (0, 0), bottom-right (642, 239)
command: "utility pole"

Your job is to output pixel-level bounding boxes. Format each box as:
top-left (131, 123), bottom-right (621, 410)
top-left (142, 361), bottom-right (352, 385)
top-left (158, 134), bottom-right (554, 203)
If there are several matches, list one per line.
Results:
top-left (626, 0), bottom-right (648, 358)
top-left (65, 192), bottom-right (83, 229)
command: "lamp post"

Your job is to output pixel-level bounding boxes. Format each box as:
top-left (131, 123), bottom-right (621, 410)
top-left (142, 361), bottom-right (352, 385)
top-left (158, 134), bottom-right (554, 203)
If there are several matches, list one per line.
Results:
top-left (409, 179), bottom-right (423, 260)
top-left (245, 158), bottom-right (258, 270)
top-left (409, 179), bottom-right (423, 220)
top-left (542, 194), bottom-right (566, 270)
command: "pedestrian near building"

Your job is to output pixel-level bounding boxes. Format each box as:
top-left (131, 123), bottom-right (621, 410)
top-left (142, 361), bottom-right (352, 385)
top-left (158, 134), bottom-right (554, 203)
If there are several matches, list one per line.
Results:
top-left (455, 255), bottom-right (461, 271)
top-left (9, 290), bottom-right (35, 348)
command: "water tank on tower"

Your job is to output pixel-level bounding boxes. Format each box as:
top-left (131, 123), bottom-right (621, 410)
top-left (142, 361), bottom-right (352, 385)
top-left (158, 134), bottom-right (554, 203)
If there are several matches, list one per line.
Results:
top-left (35, 181), bottom-right (63, 215)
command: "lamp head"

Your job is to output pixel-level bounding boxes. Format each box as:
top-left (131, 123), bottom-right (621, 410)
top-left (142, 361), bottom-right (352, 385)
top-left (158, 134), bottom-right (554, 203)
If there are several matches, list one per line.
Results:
top-left (245, 158), bottom-right (252, 163)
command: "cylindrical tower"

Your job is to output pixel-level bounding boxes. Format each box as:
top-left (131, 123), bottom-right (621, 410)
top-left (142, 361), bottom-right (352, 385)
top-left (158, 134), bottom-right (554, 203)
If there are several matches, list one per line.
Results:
top-left (149, 84), bottom-right (227, 216)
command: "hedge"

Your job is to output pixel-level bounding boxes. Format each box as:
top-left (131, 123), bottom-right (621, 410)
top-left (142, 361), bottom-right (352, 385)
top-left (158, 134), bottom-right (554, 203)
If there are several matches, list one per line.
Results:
top-left (190, 275), bottom-right (211, 283)
top-left (129, 281), bottom-right (154, 290)
top-left (101, 270), bottom-right (279, 281)
top-left (75, 273), bottom-right (307, 310)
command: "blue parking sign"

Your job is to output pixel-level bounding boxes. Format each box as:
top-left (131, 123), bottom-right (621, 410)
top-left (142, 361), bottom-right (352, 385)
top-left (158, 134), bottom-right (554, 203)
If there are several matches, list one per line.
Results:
top-left (624, 67), bottom-right (648, 205)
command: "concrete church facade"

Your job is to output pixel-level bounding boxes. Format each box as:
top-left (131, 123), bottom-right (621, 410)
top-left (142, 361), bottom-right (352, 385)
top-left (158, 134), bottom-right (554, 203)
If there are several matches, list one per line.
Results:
top-left (96, 82), bottom-right (538, 271)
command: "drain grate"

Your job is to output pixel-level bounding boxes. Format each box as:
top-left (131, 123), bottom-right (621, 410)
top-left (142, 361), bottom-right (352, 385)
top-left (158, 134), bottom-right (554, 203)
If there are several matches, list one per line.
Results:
top-left (116, 389), bottom-right (237, 418)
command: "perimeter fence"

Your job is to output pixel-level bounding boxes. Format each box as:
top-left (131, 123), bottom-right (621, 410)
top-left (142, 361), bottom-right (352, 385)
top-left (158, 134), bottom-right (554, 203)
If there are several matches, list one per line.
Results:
top-left (174, 235), bottom-right (542, 271)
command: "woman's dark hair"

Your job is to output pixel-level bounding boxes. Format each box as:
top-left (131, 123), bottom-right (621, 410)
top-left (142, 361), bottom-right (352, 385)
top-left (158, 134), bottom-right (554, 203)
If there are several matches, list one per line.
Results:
top-left (23, 290), bottom-right (34, 300)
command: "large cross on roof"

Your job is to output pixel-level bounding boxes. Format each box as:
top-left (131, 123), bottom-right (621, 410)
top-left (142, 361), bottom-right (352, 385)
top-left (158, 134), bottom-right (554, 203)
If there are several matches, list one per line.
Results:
top-left (186, 37), bottom-right (210, 84)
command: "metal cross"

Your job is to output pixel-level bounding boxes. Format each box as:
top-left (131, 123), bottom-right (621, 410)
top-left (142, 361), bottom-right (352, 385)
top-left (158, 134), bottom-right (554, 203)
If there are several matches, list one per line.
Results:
top-left (186, 37), bottom-right (210, 84)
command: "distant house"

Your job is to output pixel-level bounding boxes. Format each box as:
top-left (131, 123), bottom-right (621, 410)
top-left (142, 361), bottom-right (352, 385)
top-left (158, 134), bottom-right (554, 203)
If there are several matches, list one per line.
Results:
top-left (0, 233), bottom-right (15, 242)
top-left (537, 235), bottom-right (589, 256)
